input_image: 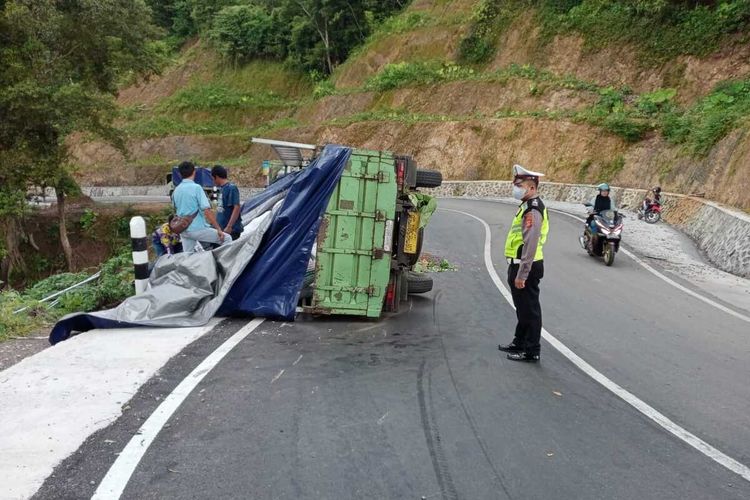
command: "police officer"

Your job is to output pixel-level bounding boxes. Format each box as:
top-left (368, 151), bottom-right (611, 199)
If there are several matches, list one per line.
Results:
top-left (498, 164), bottom-right (549, 362)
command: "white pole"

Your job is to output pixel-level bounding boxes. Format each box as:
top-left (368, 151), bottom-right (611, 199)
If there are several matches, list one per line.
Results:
top-left (129, 216), bottom-right (149, 295)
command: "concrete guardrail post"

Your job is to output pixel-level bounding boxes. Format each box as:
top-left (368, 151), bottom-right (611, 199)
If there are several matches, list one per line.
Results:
top-left (129, 216), bottom-right (149, 295)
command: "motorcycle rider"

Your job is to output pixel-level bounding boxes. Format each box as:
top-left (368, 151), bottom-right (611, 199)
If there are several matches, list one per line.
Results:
top-left (584, 183), bottom-right (617, 236)
top-left (641, 186), bottom-right (661, 216)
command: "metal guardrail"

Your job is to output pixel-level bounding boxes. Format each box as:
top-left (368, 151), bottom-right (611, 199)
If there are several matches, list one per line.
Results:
top-left (12, 271), bottom-right (102, 315)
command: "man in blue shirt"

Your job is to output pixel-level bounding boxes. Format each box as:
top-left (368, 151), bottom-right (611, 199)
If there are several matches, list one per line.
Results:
top-left (211, 165), bottom-right (244, 240)
top-left (173, 161), bottom-right (232, 252)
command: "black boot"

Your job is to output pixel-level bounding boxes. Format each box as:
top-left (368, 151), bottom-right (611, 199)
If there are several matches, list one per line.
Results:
top-left (498, 342), bottom-right (523, 353)
top-left (507, 352), bottom-right (540, 362)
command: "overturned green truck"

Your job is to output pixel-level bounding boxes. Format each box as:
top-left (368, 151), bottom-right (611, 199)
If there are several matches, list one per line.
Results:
top-left (253, 138), bottom-right (442, 317)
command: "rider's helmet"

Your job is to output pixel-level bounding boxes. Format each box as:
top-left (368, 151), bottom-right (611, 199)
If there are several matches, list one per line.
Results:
top-left (597, 183), bottom-right (610, 192)
top-left (653, 186), bottom-right (661, 194)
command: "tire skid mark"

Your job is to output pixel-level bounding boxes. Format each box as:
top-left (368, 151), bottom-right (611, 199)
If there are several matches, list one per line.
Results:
top-left (418, 359), bottom-right (459, 500)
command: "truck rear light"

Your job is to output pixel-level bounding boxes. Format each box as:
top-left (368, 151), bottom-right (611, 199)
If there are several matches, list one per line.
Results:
top-left (385, 280), bottom-right (396, 311)
top-left (396, 159), bottom-right (405, 189)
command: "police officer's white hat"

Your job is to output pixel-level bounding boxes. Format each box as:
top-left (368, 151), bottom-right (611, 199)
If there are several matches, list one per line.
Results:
top-left (512, 164), bottom-right (545, 181)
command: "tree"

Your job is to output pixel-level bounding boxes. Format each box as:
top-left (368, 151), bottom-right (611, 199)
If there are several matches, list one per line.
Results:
top-left (209, 4), bottom-right (282, 62)
top-left (0, 0), bottom-right (162, 283)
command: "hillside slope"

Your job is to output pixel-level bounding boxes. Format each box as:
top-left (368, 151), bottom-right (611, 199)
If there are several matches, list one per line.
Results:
top-left (72, 0), bottom-right (750, 209)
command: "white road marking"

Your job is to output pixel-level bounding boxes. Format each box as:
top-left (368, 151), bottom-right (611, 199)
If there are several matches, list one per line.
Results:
top-left (92, 318), bottom-right (265, 500)
top-left (271, 369), bottom-right (286, 384)
top-left (377, 411), bottom-right (390, 425)
top-left (292, 354), bottom-right (303, 366)
top-left (442, 207), bottom-right (750, 483)
top-left (546, 207), bottom-right (750, 324)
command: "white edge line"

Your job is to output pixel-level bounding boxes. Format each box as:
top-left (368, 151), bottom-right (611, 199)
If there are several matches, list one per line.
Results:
top-left (441, 207), bottom-right (750, 483)
top-left (92, 318), bottom-right (266, 500)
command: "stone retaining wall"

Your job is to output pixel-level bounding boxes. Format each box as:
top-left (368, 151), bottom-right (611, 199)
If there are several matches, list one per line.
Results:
top-left (426, 181), bottom-right (750, 278)
top-left (60, 183), bottom-right (749, 278)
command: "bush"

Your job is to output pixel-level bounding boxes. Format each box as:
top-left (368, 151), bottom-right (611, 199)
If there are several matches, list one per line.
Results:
top-left (313, 80), bottom-right (336, 99)
top-left (458, 0), bottom-right (506, 64)
top-left (365, 62), bottom-right (474, 91)
top-left (24, 272), bottom-right (91, 301)
top-left (663, 79), bottom-right (750, 155)
top-left (0, 291), bottom-right (49, 341)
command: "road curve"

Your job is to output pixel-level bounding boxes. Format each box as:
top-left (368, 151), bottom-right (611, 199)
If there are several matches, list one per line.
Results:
top-left (34, 199), bottom-right (750, 500)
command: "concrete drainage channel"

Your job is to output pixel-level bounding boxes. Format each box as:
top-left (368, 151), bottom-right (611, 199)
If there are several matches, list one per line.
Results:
top-left (425, 181), bottom-right (750, 279)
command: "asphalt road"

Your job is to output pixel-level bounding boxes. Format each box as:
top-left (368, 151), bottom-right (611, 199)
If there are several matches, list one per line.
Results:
top-left (35, 199), bottom-right (750, 500)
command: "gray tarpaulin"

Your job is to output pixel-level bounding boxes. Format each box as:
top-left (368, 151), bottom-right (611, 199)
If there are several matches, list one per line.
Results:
top-left (49, 144), bottom-right (352, 344)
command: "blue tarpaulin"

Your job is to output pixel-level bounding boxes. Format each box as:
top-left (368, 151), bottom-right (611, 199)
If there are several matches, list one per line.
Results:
top-left (171, 166), bottom-right (215, 188)
top-left (49, 145), bottom-right (351, 344)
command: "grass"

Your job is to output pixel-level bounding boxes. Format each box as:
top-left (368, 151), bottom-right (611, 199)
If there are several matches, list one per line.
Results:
top-left (160, 84), bottom-right (297, 112)
top-left (539, 0), bottom-right (750, 65)
top-left (663, 79), bottom-right (750, 155)
top-left (124, 115), bottom-right (247, 138)
top-left (359, 61), bottom-right (600, 94)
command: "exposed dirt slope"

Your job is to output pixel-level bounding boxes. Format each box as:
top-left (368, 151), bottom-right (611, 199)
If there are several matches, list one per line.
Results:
top-left (70, 0), bottom-right (750, 209)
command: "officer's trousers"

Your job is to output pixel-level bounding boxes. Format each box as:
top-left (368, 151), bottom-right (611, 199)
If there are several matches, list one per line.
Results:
top-left (507, 260), bottom-right (544, 355)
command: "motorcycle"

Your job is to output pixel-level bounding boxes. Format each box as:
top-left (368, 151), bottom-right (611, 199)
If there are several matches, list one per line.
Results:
top-left (638, 199), bottom-right (662, 223)
top-left (579, 204), bottom-right (624, 266)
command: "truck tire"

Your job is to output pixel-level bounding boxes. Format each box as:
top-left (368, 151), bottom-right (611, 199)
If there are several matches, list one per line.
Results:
top-left (407, 271), bottom-right (433, 294)
top-left (415, 169), bottom-right (443, 188)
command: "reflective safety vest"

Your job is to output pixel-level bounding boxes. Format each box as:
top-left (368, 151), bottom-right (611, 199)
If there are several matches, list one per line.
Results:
top-left (504, 197), bottom-right (549, 260)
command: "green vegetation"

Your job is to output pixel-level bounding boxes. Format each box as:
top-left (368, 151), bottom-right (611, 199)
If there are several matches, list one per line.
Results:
top-left (0, 250), bottom-right (134, 341)
top-left (599, 155), bottom-right (626, 180)
top-left (147, 0), bottom-right (409, 74)
top-left (663, 79), bottom-right (750, 155)
top-left (458, 0), bottom-right (513, 64)
top-left (543, 0), bottom-right (750, 64)
top-left (414, 254), bottom-right (458, 273)
top-left (162, 84), bottom-right (295, 111)
top-left (1, 0), bottom-right (162, 284)
top-left (458, 0), bottom-right (750, 66)
top-left (365, 62), bottom-right (475, 91)
top-left (361, 61), bottom-right (598, 93)
top-left (124, 116), bottom-right (246, 138)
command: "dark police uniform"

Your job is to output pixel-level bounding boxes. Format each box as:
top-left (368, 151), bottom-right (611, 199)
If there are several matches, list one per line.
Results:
top-left (499, 165), bottom-right (549, 362)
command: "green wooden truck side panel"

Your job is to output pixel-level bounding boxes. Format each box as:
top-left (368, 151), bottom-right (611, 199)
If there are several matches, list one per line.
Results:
top-left (310, 149), bottom-right (397, 317)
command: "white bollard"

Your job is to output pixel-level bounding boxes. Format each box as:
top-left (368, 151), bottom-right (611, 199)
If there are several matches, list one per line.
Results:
top-left (129, 216), bottom-right (149, 295)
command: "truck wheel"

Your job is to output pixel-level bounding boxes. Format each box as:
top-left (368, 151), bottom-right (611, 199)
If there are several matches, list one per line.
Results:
top-left (407, 271), bottom-right (433, 294)
top-left (415, 169), bottom-right (443, 188)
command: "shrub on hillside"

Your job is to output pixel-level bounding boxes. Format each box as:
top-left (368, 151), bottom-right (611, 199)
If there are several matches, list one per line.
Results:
top-left (663, 79), bottom-right (750, 155)
top-left (458, 0), bottom-right (505, 64)
top-left (365, 62), bottom-right (474, 91)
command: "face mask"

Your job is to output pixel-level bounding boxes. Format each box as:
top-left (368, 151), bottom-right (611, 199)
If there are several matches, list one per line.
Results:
top-left (512, 185), bottom-right (526, 200)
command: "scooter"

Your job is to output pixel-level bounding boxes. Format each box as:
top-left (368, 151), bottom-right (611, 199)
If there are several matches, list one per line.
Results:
top-left (579, 204), bottom-right (624, 266)
top-left (638, 199), bottom-right (662, 223)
